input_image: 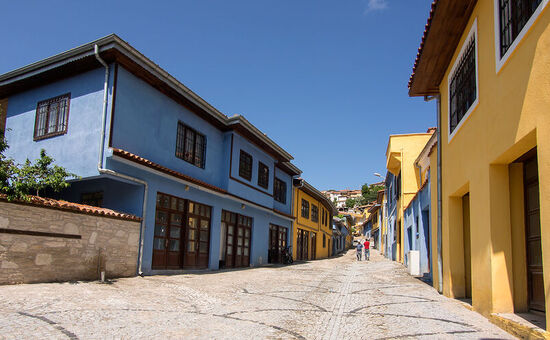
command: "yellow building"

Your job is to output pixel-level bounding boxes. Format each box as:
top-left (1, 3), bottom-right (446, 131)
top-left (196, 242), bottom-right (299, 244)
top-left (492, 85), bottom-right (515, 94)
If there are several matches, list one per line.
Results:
top-left (292, 179), bottom-right (336, 261)
top-left (409, 0), bottom-right (550, 331)
top-left (385, 131), bottom-right (434, 263)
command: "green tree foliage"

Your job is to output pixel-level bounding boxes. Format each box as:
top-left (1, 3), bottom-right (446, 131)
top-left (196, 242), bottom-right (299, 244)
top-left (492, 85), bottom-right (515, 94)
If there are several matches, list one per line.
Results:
top-left (0, 132), bottom-right (15, 194)
top-left (345, 198), bottom-right (356, 208)
top-left (361, 183), bottom-right (385, 203)
top-left (0, 134), bottom-right (77, 200)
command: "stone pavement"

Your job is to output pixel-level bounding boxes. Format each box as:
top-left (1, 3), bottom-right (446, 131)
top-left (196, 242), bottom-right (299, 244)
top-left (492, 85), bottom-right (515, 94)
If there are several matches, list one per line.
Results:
top-left (0, 249), bottom-right (513, 339)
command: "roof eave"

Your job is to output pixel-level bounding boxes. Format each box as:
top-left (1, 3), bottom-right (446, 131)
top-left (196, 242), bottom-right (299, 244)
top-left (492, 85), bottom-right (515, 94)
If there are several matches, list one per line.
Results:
top-left (408, 0), bottom-right (478, 97)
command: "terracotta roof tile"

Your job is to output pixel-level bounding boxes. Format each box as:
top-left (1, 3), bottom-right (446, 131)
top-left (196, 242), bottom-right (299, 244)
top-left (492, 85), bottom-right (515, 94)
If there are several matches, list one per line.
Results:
top-left (112, 148), bottom-right (295, 220)
top-left (112, 148), bottom-right (228, 195)
top-left (0, 194), bottom-right (141, 222)
top-left (408, 1), bottom-right (438, 90)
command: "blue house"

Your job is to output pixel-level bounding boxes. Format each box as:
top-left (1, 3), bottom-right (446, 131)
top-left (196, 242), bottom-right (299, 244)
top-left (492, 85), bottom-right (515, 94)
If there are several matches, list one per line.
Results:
top-left (384, 172), bottom-right (398, 261)
top-left (0, 35), bottom-right (301, 274)
top-left (403, 133), bottom-right (436, 279)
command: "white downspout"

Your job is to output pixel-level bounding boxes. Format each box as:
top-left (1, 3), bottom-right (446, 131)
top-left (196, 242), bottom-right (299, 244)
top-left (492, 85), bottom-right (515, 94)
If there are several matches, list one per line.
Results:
top-left (94, 44), bottom-right (148, 276)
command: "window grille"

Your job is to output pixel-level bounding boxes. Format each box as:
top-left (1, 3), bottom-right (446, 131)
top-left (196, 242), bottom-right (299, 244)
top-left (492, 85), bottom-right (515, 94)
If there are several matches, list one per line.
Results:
top-left (34, 94), bottom-right (70, 140)
top-left (449, 37), bottom-right (476, 134)
top-left (175, 122), bottom-right (206, 168)
top-left (499, 0), bottom-right (543, 56)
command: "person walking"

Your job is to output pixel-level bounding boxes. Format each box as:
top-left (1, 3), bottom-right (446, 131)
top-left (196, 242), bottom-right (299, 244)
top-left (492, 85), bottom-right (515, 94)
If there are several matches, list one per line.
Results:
top-left (356, 241), bottom-right (363, 261)
top-left (364, 239), bottom-right (370, 261)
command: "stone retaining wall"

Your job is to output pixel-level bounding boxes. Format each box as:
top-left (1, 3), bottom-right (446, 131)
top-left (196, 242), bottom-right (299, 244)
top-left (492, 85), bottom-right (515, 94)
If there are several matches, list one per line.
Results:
top-left (0, 201), bottom-right (141, 284)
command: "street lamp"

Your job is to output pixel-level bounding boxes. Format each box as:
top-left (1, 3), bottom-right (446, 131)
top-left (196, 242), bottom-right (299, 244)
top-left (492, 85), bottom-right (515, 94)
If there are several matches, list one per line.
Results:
top-left (373, 172), bottom-right (382, 178)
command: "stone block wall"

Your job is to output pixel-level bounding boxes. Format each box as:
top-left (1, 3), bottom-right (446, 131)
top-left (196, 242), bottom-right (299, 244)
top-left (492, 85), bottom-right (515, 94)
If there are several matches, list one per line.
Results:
top-left (0, 201), bottom-right (141, 284)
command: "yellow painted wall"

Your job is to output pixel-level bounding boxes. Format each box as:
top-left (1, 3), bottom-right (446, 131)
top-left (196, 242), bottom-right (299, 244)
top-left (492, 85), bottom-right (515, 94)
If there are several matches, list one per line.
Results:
top-left (292, 186), bottom-right (332, 260)
top-left (386, 133), bottom-right (432, 262)
top-left (434, 1), bottom-right (550, 323)
top-left (429, 153), bottom-right (440, 293)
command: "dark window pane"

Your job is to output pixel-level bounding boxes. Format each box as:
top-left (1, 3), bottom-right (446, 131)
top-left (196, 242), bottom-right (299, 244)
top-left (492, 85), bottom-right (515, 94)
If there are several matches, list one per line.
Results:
top-left (239, 150), bottom-right (253, 180)
top-left (258, 162), bottom-right (269, 189)
top-left (153, 238), bottom-right (165, 250)
top-left (449, 37), bottom-right (476, 135)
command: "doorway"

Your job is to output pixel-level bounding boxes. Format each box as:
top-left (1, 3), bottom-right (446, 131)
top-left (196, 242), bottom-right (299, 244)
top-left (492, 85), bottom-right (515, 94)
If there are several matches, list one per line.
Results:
top-left (296, 229), bottom-right (309, 261)
top-left (268, 224), bottom-right (287, 263)
top-left (311, 232), bottom-right (317, 260)
top-left (462, 193), bottom-right (472, 298)
top-left (221, 210), bottom-right (252, 268)
top-left (152, 193), bottom-right (212, 270)
top-left (523, 152), bottom-right (544, 313)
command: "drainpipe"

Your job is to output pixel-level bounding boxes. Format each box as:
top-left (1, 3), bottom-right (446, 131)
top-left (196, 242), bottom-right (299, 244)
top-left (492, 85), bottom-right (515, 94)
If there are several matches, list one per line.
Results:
top-left (425, 94), bottom-right (443, 294)
top-left (94, 45), bottom-right (148, 276)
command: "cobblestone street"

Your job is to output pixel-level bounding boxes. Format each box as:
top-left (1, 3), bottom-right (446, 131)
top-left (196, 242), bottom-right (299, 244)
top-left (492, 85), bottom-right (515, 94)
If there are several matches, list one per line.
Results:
top-left (0, 250), bottom-right (512, 339)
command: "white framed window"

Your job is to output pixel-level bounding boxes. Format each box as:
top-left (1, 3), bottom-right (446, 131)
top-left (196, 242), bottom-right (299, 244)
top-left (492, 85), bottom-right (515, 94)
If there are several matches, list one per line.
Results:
top-left (494, 0), bottom-right (549, 72)
top-left (447, 19), bottom-right (479, 142)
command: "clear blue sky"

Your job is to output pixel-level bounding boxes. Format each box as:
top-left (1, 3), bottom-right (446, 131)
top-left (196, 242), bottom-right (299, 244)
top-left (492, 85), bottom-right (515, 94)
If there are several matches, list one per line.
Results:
top-left (0, 0), bottom-right (435, 191)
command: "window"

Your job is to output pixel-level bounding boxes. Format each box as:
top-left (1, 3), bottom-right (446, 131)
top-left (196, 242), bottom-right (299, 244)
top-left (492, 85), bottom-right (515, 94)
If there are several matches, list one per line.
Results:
top-left (448, 21), bottom-right (478, 139)
top-left (274, 178), bottom-right (286, 204)
top-left (239, 150), bottom-right (252, 181)
top-left (323, 233), bottom-right (326, 248)
top-left (499, 0), bottom-right (543, 57)
top-left (81, 191), bottom-right (103, 207)
top-left (34, 93), bottom-right (70, 140)
top-left (312, 206), bottom-right (319, 222)
top-left (257, 162), bottom-right (269, 189)
top-left (176, 122), bottom-right (206, 168)
top-left (301, 199), bottom-right (310, 219)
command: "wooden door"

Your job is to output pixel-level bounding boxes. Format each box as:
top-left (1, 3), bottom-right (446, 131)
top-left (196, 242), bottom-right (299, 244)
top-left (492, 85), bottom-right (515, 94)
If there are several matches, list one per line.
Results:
top-left (152, 193), bottom-right (186, 270)
top-left (311, 233), bottom-right (317, 260)
top-left (462, 194), bottom-right (472, 298)
top-left (278, 226), bottom-right (287, 260)
top-left (269, 225), bottom-right (278, 263)
top-left (296, 229), bottom-right (303, 261)
top-left (524, 153), bottom-right (544, 313)
top-left (185, 201), bottom-right (211, 269)
top-left (303, 230), bottom-right (309, 260)
top-left (223, 211), bottom-right (237, 268)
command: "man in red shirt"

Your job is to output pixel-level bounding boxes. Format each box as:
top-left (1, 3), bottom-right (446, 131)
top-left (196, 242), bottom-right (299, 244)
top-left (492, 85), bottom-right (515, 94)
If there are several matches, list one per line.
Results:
top-left (364, 239), bottom-right (370, 261)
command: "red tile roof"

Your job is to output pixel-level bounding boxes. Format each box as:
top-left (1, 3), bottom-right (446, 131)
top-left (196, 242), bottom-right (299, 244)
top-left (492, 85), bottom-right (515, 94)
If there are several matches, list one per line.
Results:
top-left (409, 1), bottom-right (438, 91)
top-left (0, 194), bottom-right (141, 221)
top-left (112, 148), bottom-right (227, 195)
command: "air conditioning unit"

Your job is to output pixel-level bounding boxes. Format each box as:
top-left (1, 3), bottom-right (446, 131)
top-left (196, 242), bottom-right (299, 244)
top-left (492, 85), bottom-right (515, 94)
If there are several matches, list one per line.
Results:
top-left (408, 250), bottom-right (420, 276)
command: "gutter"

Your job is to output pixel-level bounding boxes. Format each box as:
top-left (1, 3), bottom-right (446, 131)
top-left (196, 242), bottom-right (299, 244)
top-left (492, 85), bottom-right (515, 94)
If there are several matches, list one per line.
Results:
top-left (94, 45), bottom-right (149, 276)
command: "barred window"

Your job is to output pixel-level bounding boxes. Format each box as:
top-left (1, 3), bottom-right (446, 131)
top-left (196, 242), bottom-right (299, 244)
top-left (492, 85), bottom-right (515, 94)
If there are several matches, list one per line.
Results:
top-left (499, 0), bottom-right (543, 57)
top-left (449, 37), bottom-right (476, 135)
top-left (274, 177), bottom-right (286, 204)
top-left (34, 94), bottom-right (70, 140)
top-left (258, 162), bottom-right (269, 189)
top-left (311, 206), bottom-right (319, 223)
top-left (239, 150), bottom-right (252, 181)
top-left (175, 122), bottom-right (206, 168)
top-left (301, 199), bottom-right (310, 219)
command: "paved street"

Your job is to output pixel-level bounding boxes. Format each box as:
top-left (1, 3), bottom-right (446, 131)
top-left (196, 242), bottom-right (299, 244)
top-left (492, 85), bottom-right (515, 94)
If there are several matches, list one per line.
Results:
top-left (0, 249), bottom-right (512, 339)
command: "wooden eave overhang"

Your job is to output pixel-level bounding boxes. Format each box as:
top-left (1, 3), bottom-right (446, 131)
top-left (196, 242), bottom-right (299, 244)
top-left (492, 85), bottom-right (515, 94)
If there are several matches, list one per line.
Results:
top-left (408, 0), bottom-right (477, 97)
top-left (0, 34), bottom-right (297, 166)
top-left (294, 178), bottom-right (337, 215)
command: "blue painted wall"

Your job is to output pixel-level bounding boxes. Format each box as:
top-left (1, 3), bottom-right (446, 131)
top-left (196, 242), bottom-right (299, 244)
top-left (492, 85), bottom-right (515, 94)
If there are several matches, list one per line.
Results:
top-left (273, 167), bottom-right (292, 215)
top-left (4, 67), bottom-right (114, 178)
top-left (4, 62), bottom-right (296, 274)
top-left (112, 67), bottom-right (228, 188)
top-left (403, 173), bottom-right (432, 278)
top-left (106, 156), bottom-right (292, 273)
